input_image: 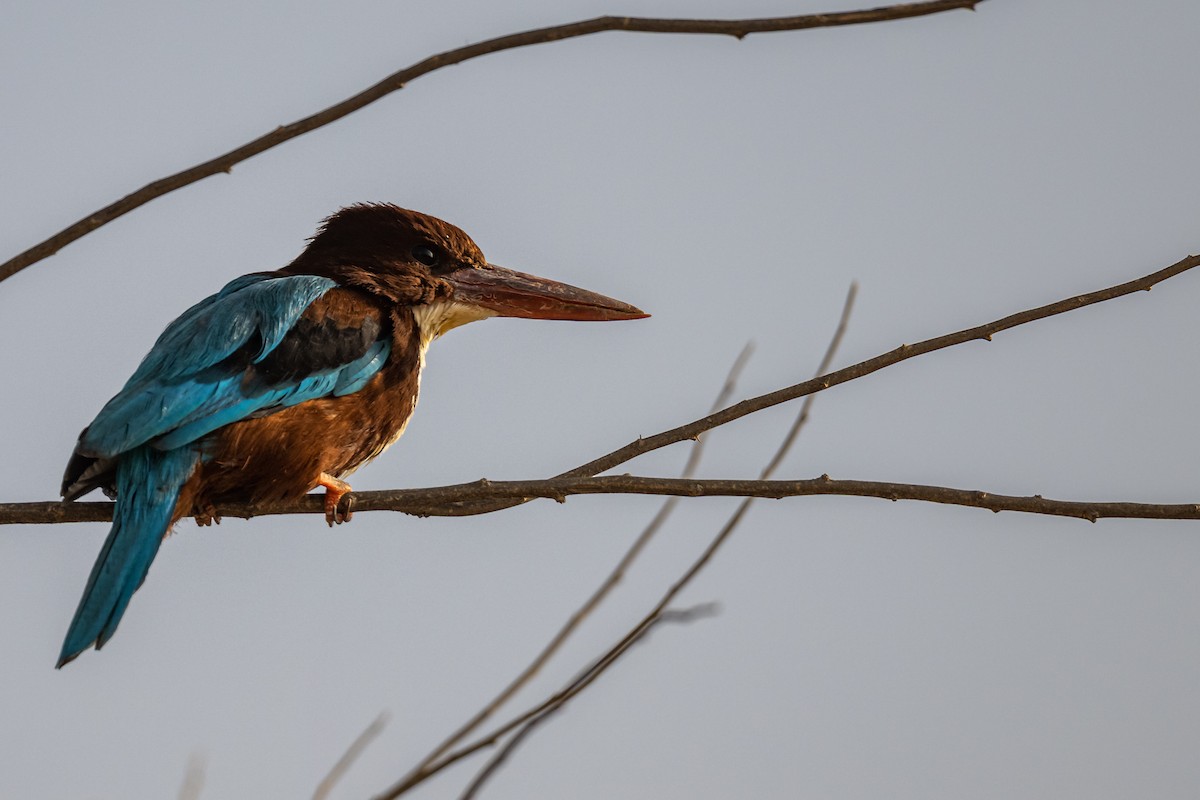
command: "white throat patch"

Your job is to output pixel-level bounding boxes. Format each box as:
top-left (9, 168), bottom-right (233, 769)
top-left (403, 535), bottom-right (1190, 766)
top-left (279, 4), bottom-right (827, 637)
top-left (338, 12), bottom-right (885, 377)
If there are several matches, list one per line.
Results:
top-left (411, 300), bottom-right (496, 353)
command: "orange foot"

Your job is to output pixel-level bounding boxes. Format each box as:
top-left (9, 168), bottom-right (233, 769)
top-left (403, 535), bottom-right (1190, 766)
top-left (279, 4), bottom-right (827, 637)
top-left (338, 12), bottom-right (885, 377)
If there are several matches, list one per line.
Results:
top-left (317, 472), bottom-right (354, 526)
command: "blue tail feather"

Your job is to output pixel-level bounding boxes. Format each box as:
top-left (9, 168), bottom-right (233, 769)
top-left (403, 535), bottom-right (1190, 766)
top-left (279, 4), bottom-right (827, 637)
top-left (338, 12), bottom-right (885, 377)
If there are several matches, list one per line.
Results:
top-left (57, 445), bottom-right (200, 667)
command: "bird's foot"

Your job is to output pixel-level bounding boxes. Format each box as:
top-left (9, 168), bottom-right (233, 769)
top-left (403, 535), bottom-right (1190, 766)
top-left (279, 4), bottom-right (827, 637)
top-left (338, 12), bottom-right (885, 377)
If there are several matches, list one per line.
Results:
top-left (194, 503), bottom-right (222, 527)
top-left (317, 472), bottom-right (354, 526)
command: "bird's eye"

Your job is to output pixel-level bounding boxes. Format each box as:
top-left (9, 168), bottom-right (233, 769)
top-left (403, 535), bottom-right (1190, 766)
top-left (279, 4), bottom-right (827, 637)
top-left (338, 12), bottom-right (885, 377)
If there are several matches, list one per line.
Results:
top-left (411, 246), bottom-right (439, 267)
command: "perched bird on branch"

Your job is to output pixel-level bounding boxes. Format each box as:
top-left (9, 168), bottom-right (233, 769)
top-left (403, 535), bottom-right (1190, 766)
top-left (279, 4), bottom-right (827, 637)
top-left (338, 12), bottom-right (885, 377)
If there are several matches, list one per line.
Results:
top-left (57, 204), bottom-right (647, 667)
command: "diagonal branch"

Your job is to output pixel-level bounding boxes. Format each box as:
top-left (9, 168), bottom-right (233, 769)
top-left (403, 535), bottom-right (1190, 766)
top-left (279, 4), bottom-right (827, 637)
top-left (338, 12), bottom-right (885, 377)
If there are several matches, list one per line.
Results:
top-left (0, 0), bottom-right (981, 284)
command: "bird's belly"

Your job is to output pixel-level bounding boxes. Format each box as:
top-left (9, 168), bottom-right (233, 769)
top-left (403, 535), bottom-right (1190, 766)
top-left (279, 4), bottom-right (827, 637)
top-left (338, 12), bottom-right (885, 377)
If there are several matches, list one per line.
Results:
top-left (329, 389), bottom-right (420, 480)
top-left (184, 378), bottom-right (420, 511)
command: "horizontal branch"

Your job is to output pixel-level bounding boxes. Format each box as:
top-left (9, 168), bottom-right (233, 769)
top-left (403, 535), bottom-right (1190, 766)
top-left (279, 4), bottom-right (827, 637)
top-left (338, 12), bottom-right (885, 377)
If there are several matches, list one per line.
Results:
top-left (6, 476), bottom-right (1199, 526)
top-left (0, 0), bottom-right (981, 284)
top-left (7, 252), bottom-right (1198, 529)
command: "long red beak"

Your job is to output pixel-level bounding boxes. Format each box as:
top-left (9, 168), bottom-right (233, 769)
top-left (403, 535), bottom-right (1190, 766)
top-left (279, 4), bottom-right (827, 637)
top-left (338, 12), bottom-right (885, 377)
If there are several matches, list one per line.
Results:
top-left (446, 264), bottom-right (649, 321)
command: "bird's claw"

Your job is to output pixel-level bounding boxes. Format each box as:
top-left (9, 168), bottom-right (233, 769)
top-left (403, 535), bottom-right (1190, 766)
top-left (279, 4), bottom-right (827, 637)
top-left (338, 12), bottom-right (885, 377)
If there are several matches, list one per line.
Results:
top-left (318, 472), bottom-right (354, 526)
top-left (194, 504), bottom-right (222, 527)
top-left (326, 493), bottom-right (355, 526)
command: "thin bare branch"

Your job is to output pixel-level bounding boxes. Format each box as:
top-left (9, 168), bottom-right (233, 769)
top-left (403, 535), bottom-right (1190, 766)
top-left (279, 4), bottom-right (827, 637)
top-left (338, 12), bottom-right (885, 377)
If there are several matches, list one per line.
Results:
top-left (12, 477), bottom-right (1200, 525)
top-left (0, 0), bottom-right (980, 284)
top-left (453, 285), bottom-right (858, 799)
top-left (401, 343), bottom-right (753, 783)
top-left (312, 713), bottom-right (389, 800)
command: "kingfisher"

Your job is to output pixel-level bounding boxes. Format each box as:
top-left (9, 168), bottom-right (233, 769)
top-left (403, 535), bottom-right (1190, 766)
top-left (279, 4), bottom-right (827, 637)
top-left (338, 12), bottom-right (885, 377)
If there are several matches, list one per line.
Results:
top-left (57, 204), bottom-right (647, 667)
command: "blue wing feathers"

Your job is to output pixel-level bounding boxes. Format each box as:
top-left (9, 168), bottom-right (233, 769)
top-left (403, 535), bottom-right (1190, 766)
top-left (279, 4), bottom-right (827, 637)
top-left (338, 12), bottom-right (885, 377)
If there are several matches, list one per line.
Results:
top-left (78, 274), bottom-right (389, 459)
top-left (127, 274), bottom-right (336, 385)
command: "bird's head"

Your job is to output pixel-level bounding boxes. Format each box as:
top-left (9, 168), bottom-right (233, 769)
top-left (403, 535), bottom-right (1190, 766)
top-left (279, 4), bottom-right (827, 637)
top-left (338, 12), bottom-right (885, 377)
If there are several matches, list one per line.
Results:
top-left (290, 204), bottom-right (647, 343)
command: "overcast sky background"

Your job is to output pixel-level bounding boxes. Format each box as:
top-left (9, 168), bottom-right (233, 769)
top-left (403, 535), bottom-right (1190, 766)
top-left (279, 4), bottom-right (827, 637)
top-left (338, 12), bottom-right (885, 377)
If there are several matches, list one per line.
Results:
top-left (4, 1), bottom-right (1200, 797)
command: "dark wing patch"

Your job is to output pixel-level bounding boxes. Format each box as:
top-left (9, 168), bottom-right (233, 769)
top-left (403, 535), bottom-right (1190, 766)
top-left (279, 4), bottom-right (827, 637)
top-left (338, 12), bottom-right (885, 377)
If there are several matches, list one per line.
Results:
top-left (252, 313), bottom-right (383, 386)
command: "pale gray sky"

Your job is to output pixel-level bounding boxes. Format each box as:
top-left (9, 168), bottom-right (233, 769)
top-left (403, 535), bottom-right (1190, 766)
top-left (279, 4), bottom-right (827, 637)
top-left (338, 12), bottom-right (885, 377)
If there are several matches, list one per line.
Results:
top-left (5, 1), bottom-right (1200, 797)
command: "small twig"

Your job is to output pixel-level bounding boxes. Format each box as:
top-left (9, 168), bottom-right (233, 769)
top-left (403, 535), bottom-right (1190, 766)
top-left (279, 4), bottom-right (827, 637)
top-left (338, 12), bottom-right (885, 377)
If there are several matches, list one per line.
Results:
top-left (0, 1), bottom-right (980, 284)
top-left (177, 753), bottom-right (206, 800)
top-left (312, 713), bottom-right (389, 800)
top-left (442, 284), bottom-right (858, 800)
top-left (763, 282), bottom-right (858, 479)
top-left (399, 344), bottom-right (753, 784)
top-left (652, 602), bottom-right (722, 626)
